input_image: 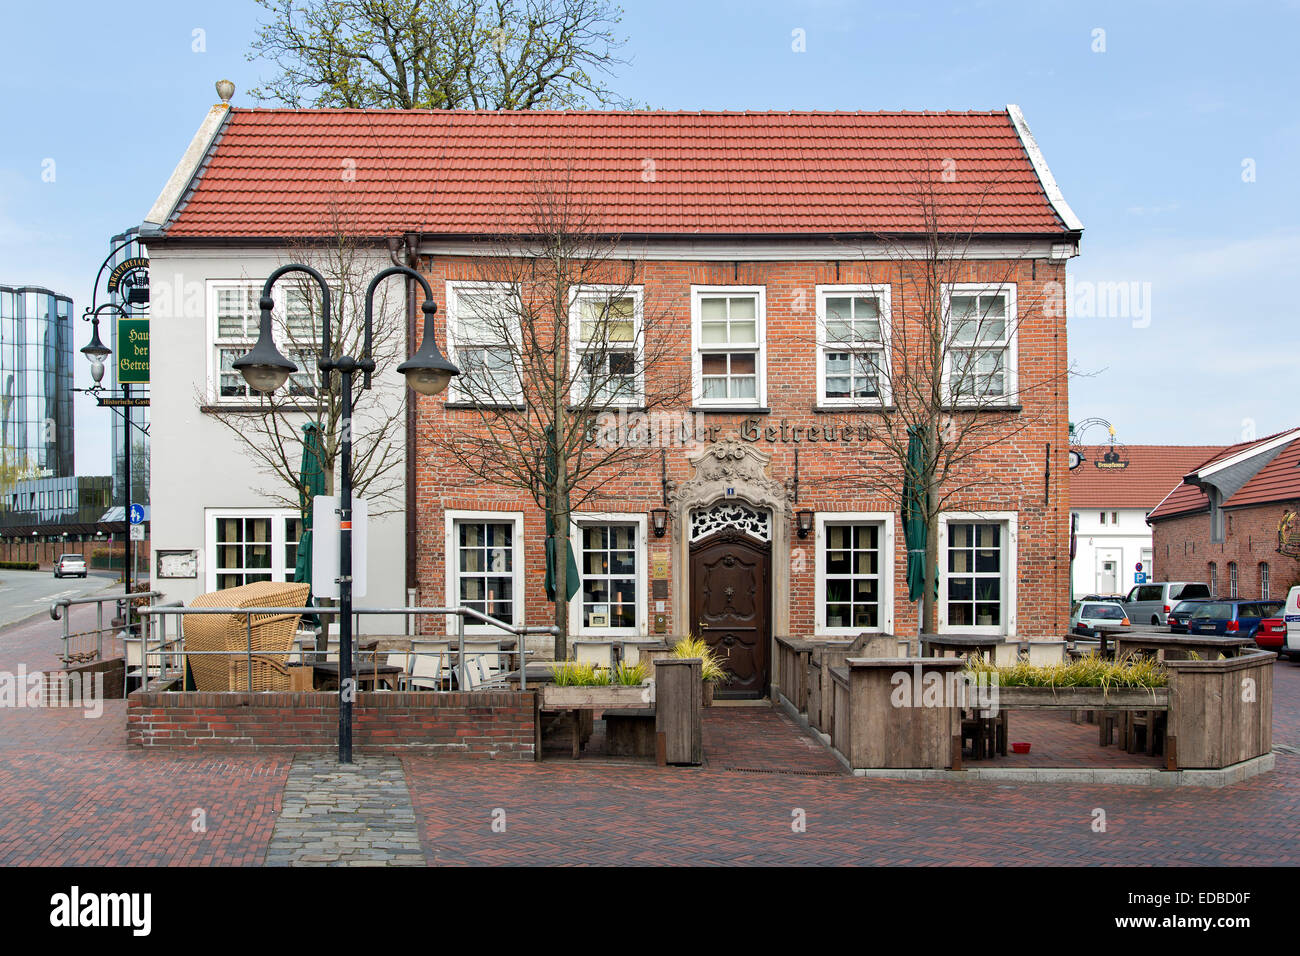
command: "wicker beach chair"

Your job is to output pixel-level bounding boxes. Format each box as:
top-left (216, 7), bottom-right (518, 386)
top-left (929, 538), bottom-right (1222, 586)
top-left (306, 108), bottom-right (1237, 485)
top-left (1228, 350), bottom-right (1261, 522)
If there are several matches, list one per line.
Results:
top-left (184, 581), bottom-right (312, 692)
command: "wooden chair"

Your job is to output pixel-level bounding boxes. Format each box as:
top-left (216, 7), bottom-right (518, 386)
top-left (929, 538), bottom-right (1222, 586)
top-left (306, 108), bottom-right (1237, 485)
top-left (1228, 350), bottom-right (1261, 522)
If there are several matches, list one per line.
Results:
top-left (184, 581), bottom-right (311, 692)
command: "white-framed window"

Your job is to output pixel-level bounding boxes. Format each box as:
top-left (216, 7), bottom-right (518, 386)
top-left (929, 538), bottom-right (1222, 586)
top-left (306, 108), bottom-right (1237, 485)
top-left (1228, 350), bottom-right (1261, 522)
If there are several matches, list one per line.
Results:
top-left (942, 284), bottom-right (1018, 404)
top-left (444, 281), bottom-right (521, 404)
top-left (207, 281), bottom-right (320, 403)
top-left (444, 510), bottom-right (525, 634)
top-left (569, 286), bottom-right (643, 406)
top-left (814, 512), bottom-right (896, 636)
top-left (691, 286), bottom-right (766, 407)
top-left (1228, 561), bottom-right (1238, 598)
top-left (568, 513), bottom-right (647, 637)
top-left (1260, 562), bottom-right (1270, 600)
top-left (937, 512), bottom-right (1018, 635)
top-left (205, 508), bottom-right (303, 592)
top-left (816, 285), bottom-right (890, 406)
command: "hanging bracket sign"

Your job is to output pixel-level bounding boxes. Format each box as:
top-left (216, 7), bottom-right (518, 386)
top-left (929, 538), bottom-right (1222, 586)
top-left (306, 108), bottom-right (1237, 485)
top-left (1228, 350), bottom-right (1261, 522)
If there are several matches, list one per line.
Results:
top-left (116, 317), bottom-right (150, 384)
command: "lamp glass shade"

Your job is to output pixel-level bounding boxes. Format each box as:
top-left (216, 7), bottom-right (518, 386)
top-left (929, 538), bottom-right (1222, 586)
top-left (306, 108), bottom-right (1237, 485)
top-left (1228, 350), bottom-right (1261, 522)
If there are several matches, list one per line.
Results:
top-left (240, 363), bottom-right (293, 394)
top-left (90, 359), bottom-right (106, 384)
top-left (404, 366), bottom-right (454, 396)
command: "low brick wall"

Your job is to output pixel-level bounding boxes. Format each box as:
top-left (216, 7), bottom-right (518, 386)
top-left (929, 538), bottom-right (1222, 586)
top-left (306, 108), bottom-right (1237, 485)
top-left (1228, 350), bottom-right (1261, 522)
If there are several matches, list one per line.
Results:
top-left (126, 689), bottom-right (536, 759)
top-left (45, 657), bottom-right (125, 702)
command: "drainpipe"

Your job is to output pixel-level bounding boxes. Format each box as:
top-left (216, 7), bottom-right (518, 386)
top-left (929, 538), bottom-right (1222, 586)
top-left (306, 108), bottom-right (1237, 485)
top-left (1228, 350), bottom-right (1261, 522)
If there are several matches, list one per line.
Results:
top-left (388, 233), bottom-right (422, 629)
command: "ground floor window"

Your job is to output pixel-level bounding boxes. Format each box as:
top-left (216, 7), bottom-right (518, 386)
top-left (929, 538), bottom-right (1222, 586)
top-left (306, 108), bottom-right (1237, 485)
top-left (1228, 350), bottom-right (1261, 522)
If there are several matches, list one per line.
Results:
top-left (938, 512), bottom-right (1018, 634)
top-left (1228, 561), bottom-right (1239, 598)
top-left (571, 514), bottom-right (646, 636)
top-left (443, 511), bottom-right (524, 633)
top-left (814, 512), bottom-right (895, 635)
top-left (1260, 562), bottom-right (1270, 600)
top-left (205, 509), bottom-right (302, 591)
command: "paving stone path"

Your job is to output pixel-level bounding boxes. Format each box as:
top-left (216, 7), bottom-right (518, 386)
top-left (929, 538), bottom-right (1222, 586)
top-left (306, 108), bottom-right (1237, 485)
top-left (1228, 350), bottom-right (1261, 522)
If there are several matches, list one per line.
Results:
top-left (265, 754), bottom-right (424, 866)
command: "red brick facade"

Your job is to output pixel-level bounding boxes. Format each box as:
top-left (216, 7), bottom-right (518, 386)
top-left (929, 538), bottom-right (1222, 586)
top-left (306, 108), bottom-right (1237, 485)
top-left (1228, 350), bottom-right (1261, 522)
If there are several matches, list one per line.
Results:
top-left (411, 253), bottom-right (1071, 649)
top-left (1151, 501), bottom-right (1300, 600)
top-left (127, 690), bottom-right (536, 757)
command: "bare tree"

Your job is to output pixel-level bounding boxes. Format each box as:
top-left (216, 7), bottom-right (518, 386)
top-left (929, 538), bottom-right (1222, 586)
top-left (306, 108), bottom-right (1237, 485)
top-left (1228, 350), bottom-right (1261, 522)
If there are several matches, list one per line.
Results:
top-left (203, 219), bottom-right (408, 516)
top-left (819, 169), bottom-right (1070, 635)
top-left (249, 0), bottom-right (632, 109)
top-left (422, 174), bottom-right (691, 657)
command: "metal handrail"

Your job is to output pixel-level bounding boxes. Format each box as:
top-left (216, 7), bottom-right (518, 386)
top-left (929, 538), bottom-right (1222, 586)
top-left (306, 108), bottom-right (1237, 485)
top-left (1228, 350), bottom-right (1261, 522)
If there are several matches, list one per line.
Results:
top-left (139, 603), bottom-right (558, 692)
top-left (50, 590), bottom-right (164, 667)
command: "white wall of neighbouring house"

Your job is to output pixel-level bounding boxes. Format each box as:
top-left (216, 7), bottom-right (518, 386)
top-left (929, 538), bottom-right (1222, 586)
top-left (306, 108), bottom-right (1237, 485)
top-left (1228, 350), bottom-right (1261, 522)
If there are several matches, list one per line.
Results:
top-left (147, 247), bottom-right (409, 635)
top-left (1071, 506), bottom-right (1155, 598)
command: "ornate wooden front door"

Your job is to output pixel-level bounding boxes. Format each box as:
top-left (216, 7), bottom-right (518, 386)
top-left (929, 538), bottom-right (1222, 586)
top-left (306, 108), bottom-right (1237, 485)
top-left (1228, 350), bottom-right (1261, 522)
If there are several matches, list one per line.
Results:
top-left (689, 531), bottom-right (771, 699)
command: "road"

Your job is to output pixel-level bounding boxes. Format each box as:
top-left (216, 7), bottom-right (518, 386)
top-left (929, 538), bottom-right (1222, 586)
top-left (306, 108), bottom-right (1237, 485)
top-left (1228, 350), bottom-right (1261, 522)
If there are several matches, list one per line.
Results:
top-left (0, 568), bottom-right (120, 630)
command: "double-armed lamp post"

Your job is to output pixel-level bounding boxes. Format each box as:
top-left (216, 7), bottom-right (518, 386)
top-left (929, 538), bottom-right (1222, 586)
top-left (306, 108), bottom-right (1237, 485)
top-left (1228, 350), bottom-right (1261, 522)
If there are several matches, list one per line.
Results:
top-left (232, 264), bottom-right (458, 763)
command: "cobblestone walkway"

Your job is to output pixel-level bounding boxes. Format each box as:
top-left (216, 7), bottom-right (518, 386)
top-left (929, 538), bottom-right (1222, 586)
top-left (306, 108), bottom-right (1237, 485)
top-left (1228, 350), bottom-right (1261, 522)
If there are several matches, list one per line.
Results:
top-left (265, 754), bottom-right (423, 866)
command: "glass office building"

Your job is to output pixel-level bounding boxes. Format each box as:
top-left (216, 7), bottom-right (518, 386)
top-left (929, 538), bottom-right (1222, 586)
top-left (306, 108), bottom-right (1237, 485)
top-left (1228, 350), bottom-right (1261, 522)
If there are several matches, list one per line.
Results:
top-left (0, 283), bottom-right (74, 478)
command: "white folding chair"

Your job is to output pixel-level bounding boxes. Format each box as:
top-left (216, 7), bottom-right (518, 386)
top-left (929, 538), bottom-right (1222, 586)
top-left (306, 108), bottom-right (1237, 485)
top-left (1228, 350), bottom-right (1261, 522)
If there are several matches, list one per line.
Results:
top-left (574, 641), bottom-right (614, 668)
top-left (993, 641), bottom-right (1021, 667)
top-left (383, 649), bottom-right (413, 690)
top-left (407, 649), bottom-right (445, 691)
top-left (1027, 640), bottom-right (1067, 667)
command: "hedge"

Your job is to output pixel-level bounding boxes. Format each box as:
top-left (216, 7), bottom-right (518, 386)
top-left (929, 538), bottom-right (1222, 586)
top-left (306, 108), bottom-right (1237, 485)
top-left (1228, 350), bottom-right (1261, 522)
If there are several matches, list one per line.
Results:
top-left (0, 561), bottom-right (39, 571)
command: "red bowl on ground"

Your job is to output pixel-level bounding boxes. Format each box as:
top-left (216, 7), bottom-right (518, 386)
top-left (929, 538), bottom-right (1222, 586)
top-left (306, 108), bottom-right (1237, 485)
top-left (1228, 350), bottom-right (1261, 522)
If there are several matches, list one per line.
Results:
top-left (1011, 742), bottom-right (1031, 754)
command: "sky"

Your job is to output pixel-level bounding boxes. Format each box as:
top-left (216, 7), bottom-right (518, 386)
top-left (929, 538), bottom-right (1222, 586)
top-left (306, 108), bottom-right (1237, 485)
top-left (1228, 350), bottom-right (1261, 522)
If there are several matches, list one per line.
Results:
top-left (0, 0), bottom-right (1296, 475)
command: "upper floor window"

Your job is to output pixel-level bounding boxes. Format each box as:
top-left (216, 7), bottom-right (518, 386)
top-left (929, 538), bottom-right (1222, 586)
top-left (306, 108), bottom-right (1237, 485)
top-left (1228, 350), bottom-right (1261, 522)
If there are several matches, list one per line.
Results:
top-left (569, 287), bottom-right (643, 406)
top-left (208, 281), bottom-right (319, 403)
top-left (691, 287), bottom-right (765, 407)
top-left (816, 285), bottom-right (890, 406)
top-left (943, 284), bottom-right (1017, 404)
top-left (445, 282), bottom-right (521, 405)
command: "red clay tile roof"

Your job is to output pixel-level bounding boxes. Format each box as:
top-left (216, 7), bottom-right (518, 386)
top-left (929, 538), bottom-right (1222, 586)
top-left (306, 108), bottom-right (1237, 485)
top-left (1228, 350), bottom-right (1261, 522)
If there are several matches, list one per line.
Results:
top-left (1069, 445), bottom-right (1223, 509)
top-left (1147, 429), bottom-right (1300, 521)
top-left (159, 109), bottom-right (1075, 239)
top-left (1224, 437), bottom-right (1300, 509)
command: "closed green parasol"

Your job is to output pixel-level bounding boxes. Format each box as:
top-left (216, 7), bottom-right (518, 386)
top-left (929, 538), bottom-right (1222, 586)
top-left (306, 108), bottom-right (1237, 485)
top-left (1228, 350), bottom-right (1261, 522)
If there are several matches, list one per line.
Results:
top-left (902, 425), bottom-right (929, 603)
top-left (294, 422), bottom-right (327, 624)
top-left (543, 426), bottom-right (580, 604)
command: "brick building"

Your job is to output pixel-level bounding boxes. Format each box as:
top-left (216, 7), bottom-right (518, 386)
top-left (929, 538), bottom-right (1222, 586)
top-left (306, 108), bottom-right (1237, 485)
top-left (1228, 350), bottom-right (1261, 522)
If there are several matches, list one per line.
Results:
top-left (1147, 428), bottom-right (1300, 601)
top-left (146, 104), bottom-right (1082, 697)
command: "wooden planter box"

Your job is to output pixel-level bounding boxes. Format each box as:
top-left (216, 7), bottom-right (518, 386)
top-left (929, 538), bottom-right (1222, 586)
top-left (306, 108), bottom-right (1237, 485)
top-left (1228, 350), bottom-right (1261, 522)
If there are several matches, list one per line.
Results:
top-left (995, 685), bottom-right (1168, 711)
top-left (539, 684), bottom-right (654, 710)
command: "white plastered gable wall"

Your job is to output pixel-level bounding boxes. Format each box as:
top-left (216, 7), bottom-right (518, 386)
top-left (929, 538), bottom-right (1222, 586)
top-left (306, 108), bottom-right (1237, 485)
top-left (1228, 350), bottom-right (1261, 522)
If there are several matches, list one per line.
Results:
top-left (141, 105), bottom-right (408, 633)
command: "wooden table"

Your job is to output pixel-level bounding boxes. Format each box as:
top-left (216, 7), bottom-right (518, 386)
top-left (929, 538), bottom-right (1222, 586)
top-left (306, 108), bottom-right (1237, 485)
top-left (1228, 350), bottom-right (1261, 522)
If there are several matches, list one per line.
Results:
top-left (1114, 634), bottom-right (1252, 661)
top-left (311, 661), bottom-right (404, 691)
top-left (920, 634), bottom-right (1001, 661)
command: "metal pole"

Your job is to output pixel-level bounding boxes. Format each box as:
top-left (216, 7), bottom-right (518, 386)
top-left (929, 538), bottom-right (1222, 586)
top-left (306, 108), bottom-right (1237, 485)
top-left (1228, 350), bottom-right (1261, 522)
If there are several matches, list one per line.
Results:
top-left (339, 366), bottom-right (354, 763)
top-left (124, 382), bottom-right (132, 609)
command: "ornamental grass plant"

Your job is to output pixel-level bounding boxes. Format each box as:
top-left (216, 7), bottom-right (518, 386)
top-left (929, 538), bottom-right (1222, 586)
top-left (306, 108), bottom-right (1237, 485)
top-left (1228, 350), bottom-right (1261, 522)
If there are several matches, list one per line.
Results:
top-left (673, 636), bottom-right (729, 684)
top-left (965, 653), bottom-right (1168, 691)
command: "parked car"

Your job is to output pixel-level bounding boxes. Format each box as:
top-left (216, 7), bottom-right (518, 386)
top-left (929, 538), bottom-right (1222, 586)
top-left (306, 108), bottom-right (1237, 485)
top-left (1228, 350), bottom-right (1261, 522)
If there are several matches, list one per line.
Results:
top-left (1255, 615), bottom-right (1289, 657)
top-left (1069, 600), bottom-right (1131, 638)
top-left (1122, 582), bottom-right (1212, 626)
top-left (53, 554), bottom-right (87, 578)
top-left (1284, 586), bottom-right (1300, 660)
top-left (1167, 599), bottom-right (1212, 634)
top-left (1186, 600), bottom-right (1284, 640)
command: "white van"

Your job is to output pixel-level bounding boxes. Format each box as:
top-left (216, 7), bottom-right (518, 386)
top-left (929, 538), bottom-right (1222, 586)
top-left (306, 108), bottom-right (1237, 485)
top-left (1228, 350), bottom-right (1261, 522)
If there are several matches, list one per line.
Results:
top-left (1285, 585), bottom-right (1300, 657)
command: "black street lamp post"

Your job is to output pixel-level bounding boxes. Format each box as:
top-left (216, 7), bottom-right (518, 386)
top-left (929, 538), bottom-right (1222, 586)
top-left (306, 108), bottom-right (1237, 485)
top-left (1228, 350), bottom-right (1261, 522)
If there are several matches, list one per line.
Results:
top-left (80, 301), bottom-right (138, 605)
top-left (232, 264), bottom-right (457, 763)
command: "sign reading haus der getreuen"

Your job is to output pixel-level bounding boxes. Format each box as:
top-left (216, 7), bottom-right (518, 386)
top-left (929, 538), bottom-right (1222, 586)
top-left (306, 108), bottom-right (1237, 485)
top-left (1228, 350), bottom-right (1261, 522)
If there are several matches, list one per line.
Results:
top-left (117, 317), bottom-right (149, 384)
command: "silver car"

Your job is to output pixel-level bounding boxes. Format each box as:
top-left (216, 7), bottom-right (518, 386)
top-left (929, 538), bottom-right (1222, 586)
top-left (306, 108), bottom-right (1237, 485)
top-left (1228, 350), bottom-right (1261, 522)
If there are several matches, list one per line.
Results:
top-left (53, 554), bottom-right (88, 578)
top-left (1122, 581), bottom-right (1211, 626)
